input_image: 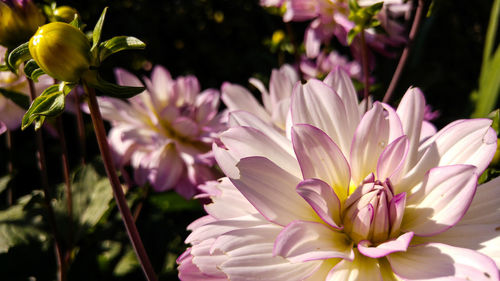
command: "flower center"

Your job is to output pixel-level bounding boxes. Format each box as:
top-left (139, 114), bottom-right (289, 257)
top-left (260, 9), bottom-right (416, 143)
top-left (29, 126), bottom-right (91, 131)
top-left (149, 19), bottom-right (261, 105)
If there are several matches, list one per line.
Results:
top-left (342, 177), bottom-right (402, 244)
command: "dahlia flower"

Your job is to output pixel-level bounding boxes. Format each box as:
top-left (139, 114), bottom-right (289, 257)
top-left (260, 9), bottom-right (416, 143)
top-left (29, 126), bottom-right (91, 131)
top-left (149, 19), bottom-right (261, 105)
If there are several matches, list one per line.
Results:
top-left (0, 46), bottom-right (51, 134)
top-left (178, 69), bottom-right (500, 280)
top-left (300, 50), bottom-right (362, 80)
top-left (95, 66), bottom-right (225, 198)
top-left (221, 64), bottom-right (299, 132)
top-left (273, 0), bottom-right (409, 60)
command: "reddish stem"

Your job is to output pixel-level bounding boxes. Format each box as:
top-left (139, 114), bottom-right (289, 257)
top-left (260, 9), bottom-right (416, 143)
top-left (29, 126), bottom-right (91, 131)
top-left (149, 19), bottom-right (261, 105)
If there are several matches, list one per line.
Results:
top-left (383, 0), bottom-right (427, 103)
top-left (28, 79), bottom-right (67, 281)
top-left (83, 82), bottom-right (158, 281)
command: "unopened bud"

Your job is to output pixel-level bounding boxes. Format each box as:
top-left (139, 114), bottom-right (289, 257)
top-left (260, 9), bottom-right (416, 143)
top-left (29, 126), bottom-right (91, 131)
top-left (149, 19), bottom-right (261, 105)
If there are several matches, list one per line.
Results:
top-left (52, 6), bottom-right (79, 23)
top-left (29, 22), bottom-right (90, 82)
top-left (0, 0), bottom-right (45, 49)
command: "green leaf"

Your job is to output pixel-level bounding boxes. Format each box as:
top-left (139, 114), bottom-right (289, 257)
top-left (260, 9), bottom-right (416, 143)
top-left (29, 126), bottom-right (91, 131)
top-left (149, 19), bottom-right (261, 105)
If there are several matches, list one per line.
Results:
top-left (489, 109), bottom-right (500, 134)
top-left (85, 71), bottom-right (145, 99)
top-left (69, 14), bottom-right (85, 30)
top-left (366, 2), bottom-right (383, 15)
top-left (53, 163), bottom-right (113, 242)
top-left (472, 46), bottom-right (500, 117)
top-left (0, 175), bottom-right (12, 195)
top-left (0, 87), bottom-right (30, 110)
top-left (99, 36), bottom-right (146, 62)
top-left (0, 193), bottom-right (46, 253)
top-left (0, 64), bottom-right (9, 71)
top-left (21, 83), bottom-right (75, 130)
top-left (7, 42), bottom-right (31, 72)
top-left (24, 59), bottom-right (46, 82)
top-left (92, 7), bottom-right (108, 51)
top-left (349, 0), bottom-right (361, 11)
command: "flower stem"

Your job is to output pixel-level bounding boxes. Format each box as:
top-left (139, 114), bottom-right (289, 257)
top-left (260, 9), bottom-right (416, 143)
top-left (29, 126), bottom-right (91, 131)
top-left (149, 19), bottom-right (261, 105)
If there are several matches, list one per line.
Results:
top-left (56, 117), bottom-right (73, 248)
top-left (83, 82), bottom-right (158, 281)
top-left (5, 129), bottom-right (13, 205)
top-left (383, 0), bottom-right (427, 103)
top-left (28, 79), bottom-right (67, 281)
top-left (360, 29), bottom-right (370, 110)
top-left (73, 89), bottom-right (87, 165)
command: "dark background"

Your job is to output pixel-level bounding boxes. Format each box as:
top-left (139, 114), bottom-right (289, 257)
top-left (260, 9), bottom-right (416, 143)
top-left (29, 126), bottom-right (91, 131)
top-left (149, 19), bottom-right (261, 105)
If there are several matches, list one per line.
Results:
top-left (0, 0), bottom-right (497, 280)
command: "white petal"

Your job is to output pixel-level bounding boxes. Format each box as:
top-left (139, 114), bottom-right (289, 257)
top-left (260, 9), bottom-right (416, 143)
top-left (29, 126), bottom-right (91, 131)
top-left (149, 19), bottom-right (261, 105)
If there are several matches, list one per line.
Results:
top-left (220, 126), bottom-right (300, 177)
top-left (377, 136), bottom-right (409, 182)
top-left (396, 88), bottom-right (425, 171)
top-left (228, 110), bottom-right (293, 155)
top-left (274, 220), bottom-right (354, 262)
top-left (350, 103), bottom-right (397, 185)
top-left (420, 119), bottom-right (497, 173)
top-left (323, 68), bottom-right (361, 126)
top-left (291, 79), bottom-right (353, 156)
top-left (403, 165), bottom-right (478, 236)
top-left (221, 82), bottom-right (271, 122)
top-left (292, 124), bottom-right (351, 200)
top-left (326, 250), bottom-right (383, 281)
top-left (231, 156), bottom-right (317, 226)
top-left (296, 179), bottom-right (342, 228)
top-left (388, 243), bottom-right (499, 281)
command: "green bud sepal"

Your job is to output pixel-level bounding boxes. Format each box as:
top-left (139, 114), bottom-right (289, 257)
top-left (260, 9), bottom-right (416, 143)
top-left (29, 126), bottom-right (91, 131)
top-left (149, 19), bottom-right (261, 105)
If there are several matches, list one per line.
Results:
top-left (82, 70), bottom-right (145, 99)
top-left (24, 59), bottom-right (46, 82)
top-left (21, 82), bottom-right (75, 130)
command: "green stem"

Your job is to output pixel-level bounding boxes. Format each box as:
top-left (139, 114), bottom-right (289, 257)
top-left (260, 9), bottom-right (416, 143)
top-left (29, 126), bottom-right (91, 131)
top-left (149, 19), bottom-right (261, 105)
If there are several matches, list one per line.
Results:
top-left (83, 82), bottom-right (158, 281)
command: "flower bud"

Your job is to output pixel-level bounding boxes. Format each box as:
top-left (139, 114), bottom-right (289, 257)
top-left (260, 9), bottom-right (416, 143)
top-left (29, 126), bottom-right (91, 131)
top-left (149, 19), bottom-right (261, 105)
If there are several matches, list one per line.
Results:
top-left (29, 22), bottom-right (91, 82)
top-left (0, 0), bottom-right (45, 49)
top-left (342, 177), bottom-right (404, 244)
top-left (52, 6), bottom-right (79, 23)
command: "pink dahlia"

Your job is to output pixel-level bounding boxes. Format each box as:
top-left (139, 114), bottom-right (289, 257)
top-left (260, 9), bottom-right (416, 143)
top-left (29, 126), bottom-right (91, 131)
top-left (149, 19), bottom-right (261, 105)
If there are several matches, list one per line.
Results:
top-left (300, 50), bottom-right (362, 81)
top-left (96, 66), bottom-right (225, 198)
top-left (178, 69), bottom-right (499, 280)
top-left (221, 64), bottom-right (299, 132)
top-left (0, 46), bottom-right (52, 134)
top-left (277, 0), bottom-right (409, 60)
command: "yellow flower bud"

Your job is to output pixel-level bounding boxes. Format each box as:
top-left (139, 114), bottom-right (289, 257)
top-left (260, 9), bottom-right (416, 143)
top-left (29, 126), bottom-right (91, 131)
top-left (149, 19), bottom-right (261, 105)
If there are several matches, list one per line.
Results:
top-left (29, 22), bottom-right (91, 82)
top-left (0, 0), bottom-right (45, 49)
top-left (52, 6), bottom-right (79, 23)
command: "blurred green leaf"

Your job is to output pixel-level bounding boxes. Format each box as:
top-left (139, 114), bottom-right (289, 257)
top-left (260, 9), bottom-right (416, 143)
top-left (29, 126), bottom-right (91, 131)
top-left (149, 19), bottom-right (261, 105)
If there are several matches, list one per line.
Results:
top-left (0, 175), bottom-right (12, 195)
top-left (471, 46), bottom-right (500, 117)
top-left (53, 163), bottom-right (113, 242)
top-left (0, 64), bottom-right (9, 71)
top-left (0, 193), bottom-right (46, 253)
top-left (149, 192), bottom-right (202, 212)
top-left (113, 247), bottom-right (140, 276)
top-left (0, 88), bottom-right (30, 110)
top-left (99, 36), bottom-right (146, 62)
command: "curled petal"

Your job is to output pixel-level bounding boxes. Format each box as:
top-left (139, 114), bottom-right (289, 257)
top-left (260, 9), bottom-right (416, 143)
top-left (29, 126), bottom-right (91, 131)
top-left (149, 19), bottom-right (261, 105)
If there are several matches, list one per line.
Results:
top-left (358, 232), bottom-right (414, 258)
top-left (296, 179), bottom-right (342, 228)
